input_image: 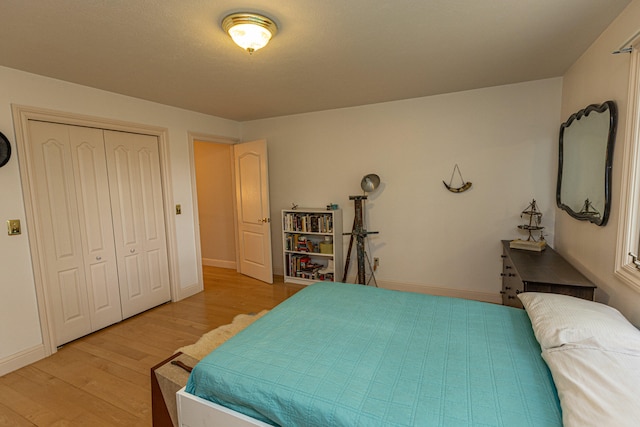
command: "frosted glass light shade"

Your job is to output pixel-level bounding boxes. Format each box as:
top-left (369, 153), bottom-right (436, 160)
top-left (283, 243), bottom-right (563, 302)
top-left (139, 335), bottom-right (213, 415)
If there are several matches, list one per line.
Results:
top-left (228, 24), bottom-right (272, 52)
top-left (222, 13), bottom-right (278, 53)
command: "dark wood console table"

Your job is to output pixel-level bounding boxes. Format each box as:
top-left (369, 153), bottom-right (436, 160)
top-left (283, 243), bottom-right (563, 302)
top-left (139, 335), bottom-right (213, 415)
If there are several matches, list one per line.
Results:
top-left (501, 240), bottom-right (596, 308)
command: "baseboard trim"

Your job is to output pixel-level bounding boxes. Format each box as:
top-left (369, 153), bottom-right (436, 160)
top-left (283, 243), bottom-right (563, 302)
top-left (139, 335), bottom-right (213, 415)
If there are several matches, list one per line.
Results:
top-left (0, 344), bottom-right (47, 377)
top-left (202, 258), bottom-right (236, 269)
top-left (175, 281), bottom-right (203, 301)
top-left (343, 276), bottom-right (501, 304)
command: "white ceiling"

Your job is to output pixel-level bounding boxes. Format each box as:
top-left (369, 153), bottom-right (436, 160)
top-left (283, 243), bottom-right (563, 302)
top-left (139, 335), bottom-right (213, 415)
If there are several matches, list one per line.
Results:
top-left (0, 0), bottom-right (632, 121)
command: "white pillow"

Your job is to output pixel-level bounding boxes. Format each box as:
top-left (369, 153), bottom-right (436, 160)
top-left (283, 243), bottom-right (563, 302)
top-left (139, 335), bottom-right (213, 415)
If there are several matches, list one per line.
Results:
top-left (518, 292), bottom-right (640, 353)
top-left (542, 345), bottom-right (640, 427)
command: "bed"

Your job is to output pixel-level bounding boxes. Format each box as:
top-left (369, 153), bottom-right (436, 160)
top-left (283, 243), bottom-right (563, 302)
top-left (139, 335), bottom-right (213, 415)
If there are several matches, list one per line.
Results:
top-left (177, 282), bottom-right (640, 427)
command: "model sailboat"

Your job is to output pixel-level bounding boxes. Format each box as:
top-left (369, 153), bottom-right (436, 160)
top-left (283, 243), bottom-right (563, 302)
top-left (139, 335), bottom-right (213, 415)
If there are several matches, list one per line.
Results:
top-left (578, 198), bottom-right (601, 218)
top-left (509, 199), bottom-right (546, 251)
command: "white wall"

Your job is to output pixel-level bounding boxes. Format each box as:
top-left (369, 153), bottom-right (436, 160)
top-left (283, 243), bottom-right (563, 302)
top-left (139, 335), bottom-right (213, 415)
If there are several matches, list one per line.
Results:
top-left (242, 78), bottom-right (563, 300)
top-left (0, 66), bottom-right (240, 372)
top-left (556, 0), bottom-right (640, 325)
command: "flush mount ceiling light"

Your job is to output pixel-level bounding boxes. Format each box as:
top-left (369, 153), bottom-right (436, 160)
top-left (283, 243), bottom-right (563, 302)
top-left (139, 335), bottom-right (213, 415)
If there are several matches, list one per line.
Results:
top-left (222, 12), bottom-right (278, 53)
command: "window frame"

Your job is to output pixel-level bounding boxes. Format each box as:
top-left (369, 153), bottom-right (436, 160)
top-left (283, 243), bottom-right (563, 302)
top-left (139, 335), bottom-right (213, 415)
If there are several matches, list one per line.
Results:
top-left (615, 48), bottom-right (640, 290)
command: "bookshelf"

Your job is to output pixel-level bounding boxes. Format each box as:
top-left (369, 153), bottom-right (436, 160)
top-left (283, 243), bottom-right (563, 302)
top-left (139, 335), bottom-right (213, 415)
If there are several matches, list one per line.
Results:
top-left (282, 208), bottom-right (343, 285)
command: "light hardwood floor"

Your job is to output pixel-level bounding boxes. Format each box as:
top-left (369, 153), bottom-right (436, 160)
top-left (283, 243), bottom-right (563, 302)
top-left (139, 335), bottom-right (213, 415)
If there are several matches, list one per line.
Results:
top-left (0, 267), bottom-right (304, 426)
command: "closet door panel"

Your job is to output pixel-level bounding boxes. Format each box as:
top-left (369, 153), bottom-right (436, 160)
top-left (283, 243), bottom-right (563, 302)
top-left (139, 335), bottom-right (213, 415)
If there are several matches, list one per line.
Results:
top-left (28, 121), bottom-right (92, 345)
top-left (104, 131), bottom-right (170, 318)
top-left (137, 145), bottom-right (169, 294)
top-left (88, 263), bottom-right (114, 311)
top-left (110, 145), bottom-right (138, 245)
top-left (123, 253), bottom-right (143, 299)
top-left (106, 138), bottom-right (146, 316)
top-left (138, 149), bottom-right (162, 241)
top-left (69, 126), bottom-right (122, 329)
top-left (147, 249), bottom-right (164, 291)
top-left (41, 136), bottom-right (78, 266)
top-left (58, 269), bottom-right (85, 324)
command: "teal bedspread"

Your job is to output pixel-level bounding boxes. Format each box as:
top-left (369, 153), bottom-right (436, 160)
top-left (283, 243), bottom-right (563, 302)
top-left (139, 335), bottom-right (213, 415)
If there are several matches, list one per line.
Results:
top-left (186, 282), bottom-right (561, 426)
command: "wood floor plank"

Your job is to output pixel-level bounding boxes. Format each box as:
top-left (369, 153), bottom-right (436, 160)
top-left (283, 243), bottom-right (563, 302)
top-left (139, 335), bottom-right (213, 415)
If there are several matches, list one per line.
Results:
top-left (0, 402), bottom-right (37, 426)
top-left (35, 346), bottom-right (149, 390)
top-left (6, 366), bottom-right (141, 426)
top-left (87, 327), bottom-right (174, 361)
top-left (0, 381), bottom-right (54, 426)
top-left (70, 339), bottom-right (161, 377)
top-left (0, 267), bottom-right (304, 426)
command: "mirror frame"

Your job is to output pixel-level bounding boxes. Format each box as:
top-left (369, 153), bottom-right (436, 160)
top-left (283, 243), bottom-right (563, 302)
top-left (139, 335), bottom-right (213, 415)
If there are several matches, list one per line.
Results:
top-left (556, 100), bottom-right (617, 226)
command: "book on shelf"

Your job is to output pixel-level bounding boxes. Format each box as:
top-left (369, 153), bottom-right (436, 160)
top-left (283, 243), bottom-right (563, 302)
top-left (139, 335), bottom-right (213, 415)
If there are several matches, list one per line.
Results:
top-left (285, 253), bottom-right (333, 280)
top-left (296, 236), bottom-right (312, 252)
top-left (286, 234), bottom-right (330, 255)
top-left (283, 212), bottom-right (334, 233)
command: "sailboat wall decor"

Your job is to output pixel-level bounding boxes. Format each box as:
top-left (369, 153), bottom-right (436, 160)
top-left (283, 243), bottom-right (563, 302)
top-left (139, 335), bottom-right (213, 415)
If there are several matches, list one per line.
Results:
top-left (509, 199), bottom-right (547, 251)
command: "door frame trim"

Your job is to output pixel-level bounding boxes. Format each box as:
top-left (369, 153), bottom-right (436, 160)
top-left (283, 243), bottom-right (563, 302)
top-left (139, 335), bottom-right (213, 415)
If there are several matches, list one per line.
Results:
top-left (187, 132), bottom-right (240, 292)
top-left (12, 104), bottom-right (178, 356)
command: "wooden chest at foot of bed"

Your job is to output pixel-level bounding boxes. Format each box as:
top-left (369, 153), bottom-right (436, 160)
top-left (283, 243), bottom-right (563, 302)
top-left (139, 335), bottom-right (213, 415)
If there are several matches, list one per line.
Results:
top-left (151, 352), bottom-right (199, 427)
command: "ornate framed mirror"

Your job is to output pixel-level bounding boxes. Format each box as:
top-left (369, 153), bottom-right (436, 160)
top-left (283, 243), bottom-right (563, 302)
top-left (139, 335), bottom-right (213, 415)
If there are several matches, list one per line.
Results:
top-left (556, 100), bottom-right (617, 226)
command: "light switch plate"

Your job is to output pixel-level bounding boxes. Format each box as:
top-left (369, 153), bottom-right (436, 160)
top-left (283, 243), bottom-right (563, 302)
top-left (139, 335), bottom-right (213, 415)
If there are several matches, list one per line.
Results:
top-left (7, 219), bottom-right (21, 235)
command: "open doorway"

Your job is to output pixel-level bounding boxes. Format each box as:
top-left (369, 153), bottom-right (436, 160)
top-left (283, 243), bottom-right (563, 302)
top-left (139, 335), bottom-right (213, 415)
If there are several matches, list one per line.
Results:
top-left (193, 140), bottom-right (237, 270)
top-left (190, 134), bottom-right (273, 285)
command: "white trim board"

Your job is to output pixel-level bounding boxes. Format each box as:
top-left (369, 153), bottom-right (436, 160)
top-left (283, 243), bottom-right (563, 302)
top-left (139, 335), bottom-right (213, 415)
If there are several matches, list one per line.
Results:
top-left (0, 344), bottom-right (47, 377)
top-left (202, 258), bottom-right (237, 269)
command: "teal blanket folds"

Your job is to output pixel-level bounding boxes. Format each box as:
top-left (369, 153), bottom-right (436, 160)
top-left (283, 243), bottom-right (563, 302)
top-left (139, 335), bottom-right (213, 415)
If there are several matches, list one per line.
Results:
top-left (186, 282), bottom-right (561, 426)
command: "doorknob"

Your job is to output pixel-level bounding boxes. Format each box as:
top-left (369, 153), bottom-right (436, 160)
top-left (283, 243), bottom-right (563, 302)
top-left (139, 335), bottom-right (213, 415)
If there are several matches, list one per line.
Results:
top-left (259, 218), bottom-right (271, 223)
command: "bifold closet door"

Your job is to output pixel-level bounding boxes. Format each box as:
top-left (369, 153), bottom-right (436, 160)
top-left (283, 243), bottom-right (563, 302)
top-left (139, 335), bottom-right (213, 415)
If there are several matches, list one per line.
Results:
top-left (104, 130), bottom-right (171, 318)
top-left (28, 121), bottom-right (122, 346)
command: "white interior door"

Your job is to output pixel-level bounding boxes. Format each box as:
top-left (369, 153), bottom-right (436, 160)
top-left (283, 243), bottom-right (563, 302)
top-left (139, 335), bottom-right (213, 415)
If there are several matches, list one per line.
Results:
top-left (104, 131), bottom-right (171, 318)
top-left (28, 121), bottom-right (122, 346)
top-left (233, 140), bottom-right (273, 283)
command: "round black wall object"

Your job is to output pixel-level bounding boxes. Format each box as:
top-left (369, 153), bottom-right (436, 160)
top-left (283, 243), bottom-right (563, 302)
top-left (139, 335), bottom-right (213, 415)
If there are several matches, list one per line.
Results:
top-left (0, 131), bottom-right (11, 168)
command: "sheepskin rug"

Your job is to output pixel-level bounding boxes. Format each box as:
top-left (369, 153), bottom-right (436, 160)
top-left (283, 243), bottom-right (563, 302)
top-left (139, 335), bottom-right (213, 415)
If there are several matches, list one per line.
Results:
top-left (176, 310), bottom-right (269, 360)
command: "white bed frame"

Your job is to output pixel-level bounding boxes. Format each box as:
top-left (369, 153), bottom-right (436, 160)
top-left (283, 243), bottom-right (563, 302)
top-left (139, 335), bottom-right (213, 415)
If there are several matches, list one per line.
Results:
top-left (176, 387), bottom-right (271, 427)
